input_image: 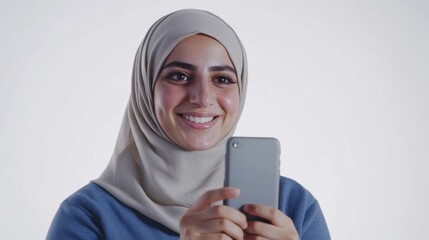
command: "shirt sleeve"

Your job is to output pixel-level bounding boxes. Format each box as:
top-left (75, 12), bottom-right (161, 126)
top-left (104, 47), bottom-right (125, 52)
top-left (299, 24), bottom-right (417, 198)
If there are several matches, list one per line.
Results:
top-left (279, 177), bottom-right (331, 240)
top-left (46, 201), bottom-right (103, 240)
top-left (300, 199), bottom-right (331, 240)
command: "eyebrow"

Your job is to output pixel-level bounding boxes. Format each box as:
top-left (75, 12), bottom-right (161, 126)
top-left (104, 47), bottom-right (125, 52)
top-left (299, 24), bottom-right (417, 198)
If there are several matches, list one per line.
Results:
top-left (162, 61), bottom-right (196, 71)
top-left (162, 61), bottom-right (236, 74)
top-left (209, 65), bottom-right (236, 74)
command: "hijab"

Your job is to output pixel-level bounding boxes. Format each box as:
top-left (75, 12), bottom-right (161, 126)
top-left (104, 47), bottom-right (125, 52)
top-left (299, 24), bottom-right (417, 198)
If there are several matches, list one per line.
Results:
top-left (93, 9), bottom-right (248, 232)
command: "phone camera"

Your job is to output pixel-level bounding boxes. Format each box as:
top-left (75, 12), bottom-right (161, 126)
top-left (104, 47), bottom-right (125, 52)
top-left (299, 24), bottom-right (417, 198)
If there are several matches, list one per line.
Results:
top-left (232, 142), bottom-right (238, 148)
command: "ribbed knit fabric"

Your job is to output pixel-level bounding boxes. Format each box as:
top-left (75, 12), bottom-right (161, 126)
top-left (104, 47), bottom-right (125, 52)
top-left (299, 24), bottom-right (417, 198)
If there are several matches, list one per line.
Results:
top-left (46, 176), bottom-right (330, 240)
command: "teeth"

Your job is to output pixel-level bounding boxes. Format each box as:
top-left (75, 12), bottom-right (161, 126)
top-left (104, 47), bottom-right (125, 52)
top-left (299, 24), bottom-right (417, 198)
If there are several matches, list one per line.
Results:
top-left (183, 115), bottom-right (214, 124)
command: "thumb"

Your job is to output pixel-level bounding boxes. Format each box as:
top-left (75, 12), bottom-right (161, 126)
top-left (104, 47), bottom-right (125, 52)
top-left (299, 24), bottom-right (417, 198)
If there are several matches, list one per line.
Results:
top-left (189, 187), bottom-right (240, 211)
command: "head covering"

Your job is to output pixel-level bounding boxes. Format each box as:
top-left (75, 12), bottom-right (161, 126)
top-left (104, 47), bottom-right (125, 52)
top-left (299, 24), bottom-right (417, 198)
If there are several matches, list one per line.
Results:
top-left (93, 9), bottom-right (248, 232)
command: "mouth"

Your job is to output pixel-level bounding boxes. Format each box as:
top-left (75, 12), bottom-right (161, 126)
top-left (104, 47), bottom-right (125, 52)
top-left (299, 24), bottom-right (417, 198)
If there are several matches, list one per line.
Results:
top-left (179, 113), bottom-right (220, 125)
top-left (181, 114), bottom-right (217, 124)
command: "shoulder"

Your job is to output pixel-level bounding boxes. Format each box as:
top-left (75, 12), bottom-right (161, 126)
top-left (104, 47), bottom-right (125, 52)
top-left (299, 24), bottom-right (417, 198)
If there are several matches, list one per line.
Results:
top-left (53, 183), bottom-right (118, 222)
top-left (47, 183), bottom-right (179, 240)
top-left (60, 183), bottom-right (114, 211)
top-left (278, 176), bottom-right (331, 240)
top-left (279, 176), bottom-right (316, 209)
top-left (46, 183), bottom-right (110, 239)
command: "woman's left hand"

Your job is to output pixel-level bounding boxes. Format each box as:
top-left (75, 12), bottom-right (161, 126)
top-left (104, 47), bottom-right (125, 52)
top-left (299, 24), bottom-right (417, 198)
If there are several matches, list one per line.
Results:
top-left (242, 204), bottom-right (299, 240)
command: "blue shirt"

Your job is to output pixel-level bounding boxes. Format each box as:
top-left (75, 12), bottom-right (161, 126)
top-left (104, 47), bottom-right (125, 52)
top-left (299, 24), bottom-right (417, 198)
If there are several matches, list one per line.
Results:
top-left (46, 177), bottom-right (330, 239)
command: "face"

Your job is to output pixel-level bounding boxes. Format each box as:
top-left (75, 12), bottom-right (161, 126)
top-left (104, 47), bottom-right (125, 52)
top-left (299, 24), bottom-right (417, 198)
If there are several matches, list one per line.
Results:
top-left (154, 34), bottom-right (240, 151)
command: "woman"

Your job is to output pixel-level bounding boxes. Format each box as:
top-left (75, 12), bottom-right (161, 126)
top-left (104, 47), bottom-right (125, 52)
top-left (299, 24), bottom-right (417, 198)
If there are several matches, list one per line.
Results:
top-left (47, 9), bottom-right (330, 240)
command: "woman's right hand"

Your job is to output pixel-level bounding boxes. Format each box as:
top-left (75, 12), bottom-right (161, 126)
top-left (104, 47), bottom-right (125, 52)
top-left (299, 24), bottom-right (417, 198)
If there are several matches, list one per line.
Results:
top-left (180, 187), bottom-right (248, 240)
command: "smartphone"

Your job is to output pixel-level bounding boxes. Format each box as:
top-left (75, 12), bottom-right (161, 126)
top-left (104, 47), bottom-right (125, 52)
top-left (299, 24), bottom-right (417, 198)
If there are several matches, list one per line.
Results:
top-left (224, 136), bottom-right (280, 221)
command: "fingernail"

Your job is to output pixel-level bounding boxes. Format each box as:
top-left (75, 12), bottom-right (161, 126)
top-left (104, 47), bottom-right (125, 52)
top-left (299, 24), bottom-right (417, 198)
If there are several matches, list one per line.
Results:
top-left (229, 187), bottom-right (240, 195)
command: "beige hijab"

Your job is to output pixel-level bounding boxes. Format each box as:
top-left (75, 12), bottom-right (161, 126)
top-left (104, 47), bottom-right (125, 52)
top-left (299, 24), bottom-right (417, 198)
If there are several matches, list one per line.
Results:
top-left (93, 9), bottom-right (248, 232)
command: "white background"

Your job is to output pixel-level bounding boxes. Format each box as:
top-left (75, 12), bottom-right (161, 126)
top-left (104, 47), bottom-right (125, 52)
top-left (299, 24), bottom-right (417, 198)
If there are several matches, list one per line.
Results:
top-left (1, 0), bottom-right (428, 239)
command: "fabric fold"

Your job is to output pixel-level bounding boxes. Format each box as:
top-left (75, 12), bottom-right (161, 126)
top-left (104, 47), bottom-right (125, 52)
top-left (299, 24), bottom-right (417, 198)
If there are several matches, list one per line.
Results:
top-left (93, 9), bottom-right (248, 232)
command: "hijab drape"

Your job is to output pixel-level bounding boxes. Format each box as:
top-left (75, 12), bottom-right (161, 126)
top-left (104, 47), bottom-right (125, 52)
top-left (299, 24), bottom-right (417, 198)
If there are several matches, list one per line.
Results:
top-left (93, 9), bottom-right (248, 232)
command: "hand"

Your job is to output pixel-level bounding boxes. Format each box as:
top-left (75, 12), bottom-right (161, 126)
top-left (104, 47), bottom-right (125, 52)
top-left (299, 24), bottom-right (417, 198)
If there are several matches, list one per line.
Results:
top-left (180, 187), bottom-right (248, 240)
top-left (242, 204), bottom-right (299, 240)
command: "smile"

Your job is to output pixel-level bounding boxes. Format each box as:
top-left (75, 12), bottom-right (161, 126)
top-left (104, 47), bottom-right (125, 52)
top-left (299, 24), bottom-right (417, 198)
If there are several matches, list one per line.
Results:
top-left (182, 114), bottom-right (215, 124)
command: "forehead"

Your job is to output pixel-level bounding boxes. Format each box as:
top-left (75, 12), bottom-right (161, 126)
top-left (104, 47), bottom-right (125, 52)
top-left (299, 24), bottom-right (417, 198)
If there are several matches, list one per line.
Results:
top-left (164, 34), bottom-right (234, 67)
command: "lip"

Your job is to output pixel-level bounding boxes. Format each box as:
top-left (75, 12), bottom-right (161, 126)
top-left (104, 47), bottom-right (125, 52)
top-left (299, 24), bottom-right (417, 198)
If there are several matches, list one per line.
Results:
top-left (177, 112), bottom-right (220, 129)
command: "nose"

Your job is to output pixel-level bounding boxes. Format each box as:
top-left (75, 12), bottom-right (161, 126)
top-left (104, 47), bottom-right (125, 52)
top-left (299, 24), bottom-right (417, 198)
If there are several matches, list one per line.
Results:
top-left (189, 78), bottom-right (214, 107)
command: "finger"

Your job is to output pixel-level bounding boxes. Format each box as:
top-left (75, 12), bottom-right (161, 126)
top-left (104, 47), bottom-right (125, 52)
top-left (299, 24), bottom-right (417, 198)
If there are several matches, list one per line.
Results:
top-left (245, 220), bottom-right (280, 239)
top-left (243, 204), bottom-right (289, 226)
top-left (190, 187), bottom-right (240, 212)
top-left (204, 205), bottom-right (247, 229)
top-left (244, 232), bottom-right (270, 240)
top-left (195, 218), bottom-right (244, 240)
top-left (180, 221), bottom-right (237, 240)
top-left (182, 230), bottom-right (234, 240)
top-left (200, 233), bottom-right (233, 240)
top-left (245, 220), bottom-right (299, 240)
top-left (180, 204), bottom-right (247, 236)
top-left (244, 204), bottom-right (299, 239)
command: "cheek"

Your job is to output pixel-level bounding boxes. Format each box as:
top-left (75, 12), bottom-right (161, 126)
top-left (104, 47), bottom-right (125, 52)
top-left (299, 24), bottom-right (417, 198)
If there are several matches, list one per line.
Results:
top-left (154, 84), bottom-right (183, 117)
top-left (218, 89), bottom-right (240, 117)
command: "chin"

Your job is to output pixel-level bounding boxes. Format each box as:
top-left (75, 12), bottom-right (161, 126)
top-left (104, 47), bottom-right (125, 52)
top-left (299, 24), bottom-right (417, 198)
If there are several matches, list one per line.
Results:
top-left (182, 139), bottom-right (217, 151)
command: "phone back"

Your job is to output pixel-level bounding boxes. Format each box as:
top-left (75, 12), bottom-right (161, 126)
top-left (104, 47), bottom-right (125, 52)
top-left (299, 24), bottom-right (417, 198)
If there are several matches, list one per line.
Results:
top-left (224, 137), bottom-right (280, 212)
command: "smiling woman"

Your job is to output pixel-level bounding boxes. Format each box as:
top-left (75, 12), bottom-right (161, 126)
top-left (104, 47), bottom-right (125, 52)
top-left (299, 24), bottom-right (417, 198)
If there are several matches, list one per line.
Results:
top-left (154, 34), bottom-right (240, 150)
top-left (46, 9), bottom-right (330, 240)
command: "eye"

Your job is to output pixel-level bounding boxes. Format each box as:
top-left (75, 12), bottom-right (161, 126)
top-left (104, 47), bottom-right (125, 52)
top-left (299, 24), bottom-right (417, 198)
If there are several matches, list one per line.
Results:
top-left (213, 75), bottom-right (237, 86)
top-left (167, 72), bottom-right (191, 84)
